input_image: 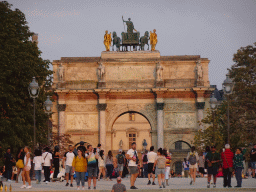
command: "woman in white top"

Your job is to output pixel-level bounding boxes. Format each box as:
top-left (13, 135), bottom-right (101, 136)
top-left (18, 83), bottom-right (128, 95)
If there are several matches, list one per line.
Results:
top-left (33, 149), bottom-right (43, 184)
top-left (98, 150), bottom-right (106, 181)
top-left (21, 146), bottom-right (32, 189)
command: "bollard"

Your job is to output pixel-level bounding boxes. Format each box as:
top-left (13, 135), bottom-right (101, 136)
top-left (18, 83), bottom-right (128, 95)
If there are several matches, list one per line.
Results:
top-left (4, 185), bottom-right (7, 192)
top-left (0, 185), bottom-right (2, 192)
top-left (9, 185), bottom-right (11, 192)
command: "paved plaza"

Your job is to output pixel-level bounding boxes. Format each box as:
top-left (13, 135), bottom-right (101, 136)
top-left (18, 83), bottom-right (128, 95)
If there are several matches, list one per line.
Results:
top-left (3, 177), bottom-right (256, 192)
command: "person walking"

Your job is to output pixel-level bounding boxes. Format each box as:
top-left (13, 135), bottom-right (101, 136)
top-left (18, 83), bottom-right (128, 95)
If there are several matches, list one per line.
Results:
top-left (4, 148), bottom-right (14, 182)
top-left (72, 149), bottom-right (87, 190)
top-left (126, 142), bottom-right (139, 189)
top-left (141, 150), bottom-right (148, 178)
top-left (147, 146), bottom-right (157, 185)
top-left (15, 147), bottom-right (24, 183)
top-left (63, 145), bottom-right (75, 187)
top-left (116, 149), bottom-right (125, 178)
top-left (221, 144), bottom-right (234, 188)
top-left (42, 147), bottom-right (52, 183)
top-left (98, 150), bottom-right (106, 180)
top-left (163, 149), bottom-right (171, 186)
top-left (111, 177), bottom-right (127, 192)
top-left (85, 145), bottom-right (99, 189)
top-left (182, 158), bottom-right (189, 178)
top-left (52, 146), bottom-right (60, 181)
top-left (33, 149), bottom-right (43, 184)
top-left (20, 146), bottom-right (32, 189)
top-left (250, 144), bottom-right (256, 178)
top-left (187, 146), bottom-right (199, 185)
top-left (153, 148), bottom-right (166, 188)
top-left (234, 148), bottom-right (245, 188)
top-left (106, 150), bottom-right (114, 181)
top-left (205, 146), bottom-right (221, 188)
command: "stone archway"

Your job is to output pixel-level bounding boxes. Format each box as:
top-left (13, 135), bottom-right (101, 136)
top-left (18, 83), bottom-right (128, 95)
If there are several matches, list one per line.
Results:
top-left (109, 111), bottom-right (152, 152)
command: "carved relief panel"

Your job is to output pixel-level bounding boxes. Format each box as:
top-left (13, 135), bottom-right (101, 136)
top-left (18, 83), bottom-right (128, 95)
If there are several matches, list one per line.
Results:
top-left (66, 113), bottom-right (98, 131)
top-left (164, 112), bottom-right (196, 129)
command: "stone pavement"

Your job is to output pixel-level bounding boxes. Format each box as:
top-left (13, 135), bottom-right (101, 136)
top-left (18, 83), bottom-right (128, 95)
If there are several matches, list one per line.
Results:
top-left (3, 177), bottom-right (256, 192)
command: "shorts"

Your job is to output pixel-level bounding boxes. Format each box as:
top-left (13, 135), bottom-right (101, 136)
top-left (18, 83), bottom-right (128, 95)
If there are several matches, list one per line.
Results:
top-left (148, 163), bottom-right (155, 174)
top-left (251, 162), bottom-right (256, 169)
top-left (199, 167), bottom-right (205, 174)
top-left (65, 165), bottom-right (74, 175)
top-left (129, 166), bottom-right (138, 174)
top-left (87, 166), bottom-right (97, 178)
top-left (189, 163), bottom-right (198, 169)
top-left (117, 164), bottom-right (123, 172)
top-left (207, 167), bottom-right (218, 175)
top-left (156, 168), bottom-right (165, 175)
top-left (165, 167), bottom-right (170, 179)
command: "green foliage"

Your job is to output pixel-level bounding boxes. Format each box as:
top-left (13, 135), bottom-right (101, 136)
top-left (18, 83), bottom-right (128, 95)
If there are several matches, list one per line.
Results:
top-left (194, 42), bottom-right (256, 153)
top-left (0, 1), bottom-right (53, 163)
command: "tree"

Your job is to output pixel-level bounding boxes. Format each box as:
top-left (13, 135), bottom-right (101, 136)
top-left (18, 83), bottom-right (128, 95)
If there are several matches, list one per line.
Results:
top-left (0, 1), bottom-right (52, 163)
top-left (229, 42), bottom-right (256, 147)
top-left (194, 43), bottom-right (256, 152)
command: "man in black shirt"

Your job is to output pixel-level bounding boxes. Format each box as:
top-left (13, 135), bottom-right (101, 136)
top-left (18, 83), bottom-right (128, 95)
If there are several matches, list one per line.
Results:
top-left (250, 144), bottom-right (256, 178)
top-left (4, 148), bottom-right (14, 182)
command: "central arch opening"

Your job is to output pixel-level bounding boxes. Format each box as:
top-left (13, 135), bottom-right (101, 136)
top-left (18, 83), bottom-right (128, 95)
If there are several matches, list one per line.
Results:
top-left (111, 111), bottom-right (152, 152)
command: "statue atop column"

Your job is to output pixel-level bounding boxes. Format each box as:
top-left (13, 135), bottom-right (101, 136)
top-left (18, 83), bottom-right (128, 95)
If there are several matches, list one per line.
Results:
top-left (98, 63), bottom-right (105, 82)
top-left (150, 29), bottom-right (158, 51)
top-left (196, 59), bottom-right (203, 81)
top-left (58, 63), bottom-right (64, 82)
top-left (104, 30), bottom-right (112, 51)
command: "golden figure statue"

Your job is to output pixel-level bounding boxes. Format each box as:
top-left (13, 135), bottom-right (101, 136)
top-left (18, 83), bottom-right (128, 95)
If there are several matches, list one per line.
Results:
top-left (104, 30), bottom-right (112, 51)
top-left (150, 29), bottom-right (158, 51)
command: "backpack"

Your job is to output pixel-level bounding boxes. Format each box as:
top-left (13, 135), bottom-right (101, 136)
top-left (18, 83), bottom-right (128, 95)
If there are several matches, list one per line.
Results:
top-left (157, 156), bottom-right (166, 169)
top-left (188, 153), bottom-right (197, 165)
top-left (143, 154), bottom-right (148, 163)
top-left (117, 154), bottom-right (124, 164)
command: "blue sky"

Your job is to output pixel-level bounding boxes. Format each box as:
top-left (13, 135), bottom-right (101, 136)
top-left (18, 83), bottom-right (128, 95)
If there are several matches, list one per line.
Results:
top-left (8, 0), bottom-right (256, 89)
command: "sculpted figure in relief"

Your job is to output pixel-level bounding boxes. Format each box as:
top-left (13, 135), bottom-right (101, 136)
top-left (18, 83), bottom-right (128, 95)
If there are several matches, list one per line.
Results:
top-left (98, 63), bottom-right (105, 81)
top-left (196, 59), bottom-right (203, 81)
top-left (156, 62), bottom-right (163, 81)
top-left (58, 63), bottom-right (64, 82)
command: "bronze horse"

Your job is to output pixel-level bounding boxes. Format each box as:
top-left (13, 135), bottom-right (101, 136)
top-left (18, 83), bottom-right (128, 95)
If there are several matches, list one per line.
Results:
top-left (140, 31), bottom-right (149, 50)
top-left (112, 31), bottom-right (121, 51)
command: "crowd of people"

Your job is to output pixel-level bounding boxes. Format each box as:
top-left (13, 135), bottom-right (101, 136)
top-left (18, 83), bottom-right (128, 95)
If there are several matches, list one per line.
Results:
top-left (0, 142), bottom-right (255, 191)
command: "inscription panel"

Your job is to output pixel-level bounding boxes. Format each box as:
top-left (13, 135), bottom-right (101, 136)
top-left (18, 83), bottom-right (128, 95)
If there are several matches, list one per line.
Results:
top-left (164, 112), bottom-right (196, 129)
top-left (66, 66), bottom-right (97, 81)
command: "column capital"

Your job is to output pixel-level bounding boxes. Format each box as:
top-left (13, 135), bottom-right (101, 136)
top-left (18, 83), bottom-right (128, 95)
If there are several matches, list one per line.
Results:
top-left (196, 102), bottom-right (205, 109)
top-left (156, 103), bottom-right (164, 110)
top-left (57, 104), bottom-right (66, 111)
top-left (98, 103), bottom-right (107, 111)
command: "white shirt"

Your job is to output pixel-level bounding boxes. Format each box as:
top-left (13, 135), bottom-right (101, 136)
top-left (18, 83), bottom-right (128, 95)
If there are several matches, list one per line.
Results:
top-left (147, 151), bottom-right (157, 163)
top-left (42, 152), bottom-right (52, 167)
top-left (33, 156), bottom-right (43, 170)
top-left (127, 149), bottom-right (137, 166)
top-left (64, 152), bottom-right (75, 166)
top-left (24, 153), bottom-right (31, 167)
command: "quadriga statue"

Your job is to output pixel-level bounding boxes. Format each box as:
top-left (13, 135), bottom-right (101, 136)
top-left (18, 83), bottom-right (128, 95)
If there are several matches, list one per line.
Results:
top-left (140, 31), bottom-right (149, 51)
top-left (112, 31), bottom-right (121, 52)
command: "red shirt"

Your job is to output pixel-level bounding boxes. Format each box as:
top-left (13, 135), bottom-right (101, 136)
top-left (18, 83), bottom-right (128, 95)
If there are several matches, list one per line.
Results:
top-left (221, 149), bottom-right (234, 169)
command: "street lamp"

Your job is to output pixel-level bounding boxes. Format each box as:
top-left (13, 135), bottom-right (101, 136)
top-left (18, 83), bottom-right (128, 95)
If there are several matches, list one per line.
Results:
top-left (222, 73), bottom-right (234, 144)
top-left (28, 77), bottom-right (40, 149)
top-left (210, 92), bottom-right (218, 144)
top-left (142, 139), bottom-right (148, 151)
top-left (44, 96), bottom-right (53, 145)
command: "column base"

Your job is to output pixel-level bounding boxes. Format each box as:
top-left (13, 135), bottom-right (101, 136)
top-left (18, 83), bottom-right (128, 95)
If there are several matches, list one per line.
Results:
top-left (156, 80), bottom-right (164, 87)
top-left (98, 81), bottom-right (106, 88)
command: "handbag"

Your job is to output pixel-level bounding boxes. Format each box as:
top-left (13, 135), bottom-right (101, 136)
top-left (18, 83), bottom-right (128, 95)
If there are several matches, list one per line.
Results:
top-left (223, 152), bottom-right (233, 173)
top-left (42, 152), bottom-right (49, 167)
top-left (16, 159), bottom-right (24, 169)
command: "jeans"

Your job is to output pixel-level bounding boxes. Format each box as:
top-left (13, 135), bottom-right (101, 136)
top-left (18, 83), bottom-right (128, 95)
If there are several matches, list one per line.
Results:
top-left (223, 168), bottom-right (232, 187)
top-left (235, 167), bottom-right (242, 187)
top-left (106, 164), bottom-right (113, 179)
top-left (6, 168), bottom-right (12, 180)
top-left (143, 164), bottom-right (148, 178)
top-left (76, 172), bottom-right (85, 187)
top-left (43, 166), bottom-right (50, 182)
top-left (35, 170), bottom-right (41, 182)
